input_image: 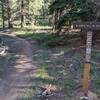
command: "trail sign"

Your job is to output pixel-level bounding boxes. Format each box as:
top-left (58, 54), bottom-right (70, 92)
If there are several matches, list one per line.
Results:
top-left (73, 22), bottom-right (100, 98)
top-left (85, 31), bottom-right (92, 63)
top-left (73, 22), bottom-right (100, 30)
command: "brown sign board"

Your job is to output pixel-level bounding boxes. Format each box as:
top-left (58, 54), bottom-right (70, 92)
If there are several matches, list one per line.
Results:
top-left (73, 22), bottom-right (100, 30)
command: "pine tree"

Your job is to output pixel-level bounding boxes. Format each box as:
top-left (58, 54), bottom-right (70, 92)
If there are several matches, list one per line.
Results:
top-left (49, 0), bottom-right (96, 34)
top-left (7, 0), bottom-right (13, 28)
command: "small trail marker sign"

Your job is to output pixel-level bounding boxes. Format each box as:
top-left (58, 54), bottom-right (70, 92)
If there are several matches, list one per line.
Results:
top-left (73, 22), bottom-right (100, 30)
top-left (73, 22), bottom-right (100, 97)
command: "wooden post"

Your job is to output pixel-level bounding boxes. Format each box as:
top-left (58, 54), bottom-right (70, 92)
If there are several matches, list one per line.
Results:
top-left (83, 31), bottom-right (92, 96)
top-left (73, 22), bottom-right (100, 98)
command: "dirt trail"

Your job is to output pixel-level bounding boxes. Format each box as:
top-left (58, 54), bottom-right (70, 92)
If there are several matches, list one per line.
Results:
top-left (0, 35), bottom-right (36, 100)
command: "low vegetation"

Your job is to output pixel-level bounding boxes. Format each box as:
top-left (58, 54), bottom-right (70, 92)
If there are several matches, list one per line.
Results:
top-left (17, 31), bottom-right (100, 100)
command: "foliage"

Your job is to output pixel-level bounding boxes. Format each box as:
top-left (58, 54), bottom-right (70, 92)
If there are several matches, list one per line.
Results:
top-left (29, 0), bottom-right (42, 16)
top-left (0, 0), bottom-right (51, 28)
top-left (49, 0), bottom-right (97, 31)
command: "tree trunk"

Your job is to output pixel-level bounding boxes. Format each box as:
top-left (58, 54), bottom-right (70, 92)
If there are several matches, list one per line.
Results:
top-left (27, 0), bottom-right (30, 24)
top-left (57, 9), bottom-right (63, 35)
top-left (1, 0), bottom-right (5, 29)
top-left (21, 0), bottom-right (25, 28)
top-left (27, 0), bottom-right (30, 13)
top-left (7, 0), bottom-right (13, 28)
top-left (52, 11), bottom-right (58, 33)
top-left (42, 6), bottom-right (45, 17)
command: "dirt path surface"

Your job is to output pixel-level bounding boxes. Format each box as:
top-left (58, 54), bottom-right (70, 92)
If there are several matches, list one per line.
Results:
top-left (0, 34), bottom-right (36, 100)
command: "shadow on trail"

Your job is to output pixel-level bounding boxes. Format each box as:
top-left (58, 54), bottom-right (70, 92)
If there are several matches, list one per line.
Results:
top-left (0, 34), bottom-right (37, 100)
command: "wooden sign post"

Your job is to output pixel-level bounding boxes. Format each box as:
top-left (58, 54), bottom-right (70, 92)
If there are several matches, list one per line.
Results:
top-left (73, 22), bottom-right (100, 97)
top-left (83, 31), bottom-right (92, 96)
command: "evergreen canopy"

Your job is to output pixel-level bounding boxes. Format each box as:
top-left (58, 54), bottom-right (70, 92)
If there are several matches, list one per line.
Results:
top-left (49, 0), bottom-right (97, 29)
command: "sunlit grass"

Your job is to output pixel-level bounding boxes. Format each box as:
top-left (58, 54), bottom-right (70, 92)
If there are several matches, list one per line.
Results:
top-left (33, 68), bottom-right (53, 79)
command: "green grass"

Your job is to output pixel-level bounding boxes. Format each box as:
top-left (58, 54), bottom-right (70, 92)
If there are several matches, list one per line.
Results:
top-left (21, 45), bottom-right (84, 100)
top-left (17, 32), bottom-right (70, 48)
top-left (15, 30), bottom-right (100, 99)
top-left (20, 41), bottom-right (100, 100)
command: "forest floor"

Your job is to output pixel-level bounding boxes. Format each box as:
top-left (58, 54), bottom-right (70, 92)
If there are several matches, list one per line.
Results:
top-left (0, 29), bottom-right (100, 100)
top-left (0, 33), bottom-right (37, 100)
